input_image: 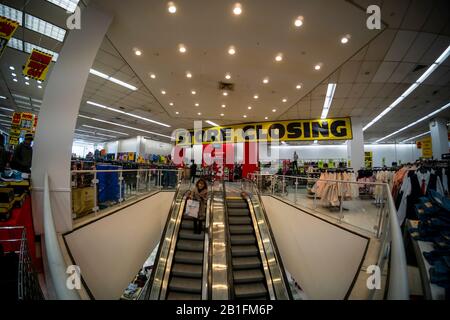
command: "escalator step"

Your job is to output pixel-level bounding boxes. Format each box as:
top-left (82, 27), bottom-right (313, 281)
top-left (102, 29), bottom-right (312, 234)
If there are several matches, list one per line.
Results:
top-left (229, 225), bottom-right (254, 234)
top-left (227, 208), bottom-right (250, 216)
top-left (232, 257), bottom-right (262, 270)
top-left (175, 251), bottom-right (203, 264)
top-left (229, 216), bottom-right (252, 225)
top-left (234, 282), bottom-right (268, 299)
top-left (227, 202), bottom-right (248, 209)
top-left (172, 263), bottom-right (203, 278)
top-left (169, 277), bottom-right (202, 294)
top-left (231, 245), bottom-right (259, 257)
top-left (167, 291), bottom-right (201, 300)
top-left (233, 269), bottom-right (265, 283)
top-left (179, 230), bottom-right (204, 241)
top-left (181, 220), bottom-right (194, 230)
top-left (230, 234), bottom-right (256, 245)
top-left (177, 239), bottom-right (204, 252)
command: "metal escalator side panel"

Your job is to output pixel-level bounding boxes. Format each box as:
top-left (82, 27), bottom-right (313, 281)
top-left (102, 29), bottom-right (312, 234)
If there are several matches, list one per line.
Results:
top-left (201, 193), bottom-right (212, 300)
top-left (245, 194), bottom-right (292, 300)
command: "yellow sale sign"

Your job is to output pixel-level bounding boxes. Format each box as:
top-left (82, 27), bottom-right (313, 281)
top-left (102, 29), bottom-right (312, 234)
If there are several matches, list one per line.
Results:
top-left (23, 49), bottom-right (53, 81)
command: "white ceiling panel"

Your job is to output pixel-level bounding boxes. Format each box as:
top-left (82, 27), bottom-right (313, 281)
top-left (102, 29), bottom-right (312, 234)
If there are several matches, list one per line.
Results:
top-left (371, 61), bottom-right (399, 83)
top-left (384, 31), bottom-right (418, 62)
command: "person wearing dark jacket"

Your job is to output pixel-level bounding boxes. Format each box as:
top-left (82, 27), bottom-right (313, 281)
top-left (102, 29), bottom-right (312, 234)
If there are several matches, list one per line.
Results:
top-left (190, 160), bottom-right (197, 183)
top-left (11, 133), bottom-right (33, 173)
top-left (0, 135), bottom-right (8, 172)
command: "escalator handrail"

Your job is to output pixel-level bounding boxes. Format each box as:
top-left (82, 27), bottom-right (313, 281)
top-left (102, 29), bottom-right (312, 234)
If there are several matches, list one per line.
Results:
top-left (245, 179), bottom-right (294, 300)
top-left (222, 179), bottom-right (235, 300)
top-left (143, 181), bottom-right (183, 299)
top-left (202, 188), bottom-right (213, 300)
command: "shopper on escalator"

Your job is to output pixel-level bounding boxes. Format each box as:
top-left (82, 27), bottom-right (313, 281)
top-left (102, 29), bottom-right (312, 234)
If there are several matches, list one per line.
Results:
top-left (190, 160), bottom-right (197, 183)
top-left (0, 135), bottom-right (9, 172)
top-left (188, 178), bottom-right (208, 234)
top-left (11, 133), bottom-right (33, 174)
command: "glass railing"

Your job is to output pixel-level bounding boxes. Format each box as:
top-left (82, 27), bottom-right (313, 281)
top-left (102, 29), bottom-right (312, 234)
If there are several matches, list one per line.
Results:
top-left (70, 168), bottom-right (182, 220)
top-left (246, 173), bottom-right (409, 300)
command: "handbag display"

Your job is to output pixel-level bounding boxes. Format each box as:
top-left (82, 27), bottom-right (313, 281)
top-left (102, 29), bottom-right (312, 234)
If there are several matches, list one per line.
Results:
top-left (185, 199), bottom-right (200, 218)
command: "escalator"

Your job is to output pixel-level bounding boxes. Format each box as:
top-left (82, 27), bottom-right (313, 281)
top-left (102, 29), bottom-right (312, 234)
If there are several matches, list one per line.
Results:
top-left (226, 197), bottom-right (269, 299)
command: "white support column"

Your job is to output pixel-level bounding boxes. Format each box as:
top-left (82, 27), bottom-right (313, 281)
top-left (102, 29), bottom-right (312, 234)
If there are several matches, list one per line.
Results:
top-left (429, 118), bottom-right (448, 160)
top-left (347, 118), bottom-right (364, 170)
top-left (31, 6), bottom-right (113, 234)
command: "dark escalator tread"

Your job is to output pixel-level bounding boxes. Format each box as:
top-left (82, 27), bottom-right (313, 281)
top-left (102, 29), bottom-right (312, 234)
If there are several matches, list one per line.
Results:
top-left (175, 251), bottom-right (203, 264)
top-left (227, 208), bottom-right (250, 216)
top-left (169, 277), bottom-right (202, 293)
top-left (167, 291), bottom-right (201, 300)
top-left (231, 245), bottom-right (259, 257)
top-left (231, 234), bottom-right (256, 245)
top-left (229, 216), bottom-right (252, 225)
top-left (234, 283), bottom-right (268, 299)
top-left (179, 230), bottom-right (204, 241)
top-left (233, 269), bottom-right (265, 283)
top-left (229, 225), bottom-right (254, 234)
top-left (232, 257), bottom-right (262, 270)
top-left (227, 202), bottom-right (248, 209)
top-left (172, 263), bottom-right (203, 278)
top-left (181, 220), bottom-right (194, 230)
top-left (177, 239), bottom-right (204, 252)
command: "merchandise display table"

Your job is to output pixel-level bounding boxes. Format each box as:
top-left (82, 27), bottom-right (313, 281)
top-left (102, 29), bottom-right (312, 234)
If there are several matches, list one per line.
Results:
top-left (406, 219), bottom-right (445, 300)
top-left (0, 197), bottom-right (40, 271)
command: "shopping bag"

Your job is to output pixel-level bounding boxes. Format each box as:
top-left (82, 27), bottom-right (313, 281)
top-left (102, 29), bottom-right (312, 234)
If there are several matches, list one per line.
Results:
top-left (185, 199), bottom-right (200, 218)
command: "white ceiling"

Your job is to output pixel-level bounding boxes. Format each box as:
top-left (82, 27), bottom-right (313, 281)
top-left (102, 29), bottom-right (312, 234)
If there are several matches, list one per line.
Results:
top-left (0, 0), bottom-right (449, 145)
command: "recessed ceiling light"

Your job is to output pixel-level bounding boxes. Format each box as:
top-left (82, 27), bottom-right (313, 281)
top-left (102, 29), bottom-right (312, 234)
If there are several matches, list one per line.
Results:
top-left (150, 73), bottom-right (156, 79)
top-left (272, 109), bottom-right (277, 112)
top-left (11, 73), bottom-right (16, 77)
top-left (168, 2), bottom-right (177, 13)
top-left (9, 66), bottom-right (14, 70)
top-left (0, 96), bottom-right (7, 100)
top-left (282, 98), bottom-right (287, 103)
top-left (186, 71), bottom-right (192, 78)
top-left (13, 78), bottom-right (18, 82)
top-left (220, 113), bottom-right (224, 117)
top-left (263, 77), bottom-right (269, 84)
top-left (24, 77), bottom-right (29, 80)
top-left (221, 104), bottom-right (226, 108)
top-left (275, 53), bottom-right (283, 62)
top-left (248, 106), bottom-right (252, 110)
top-left (25, 82), bottom-right (30, 86)
top-left (223, 91), bottom-right (228, 96)
top-left (228, 46), bottom-right (236, 55)
top-left (294, 16), bottom-right (304, 27)
top-left (314, 64), bottom-right (322, 70)
top-left (175, 111), bottom-right (179, 115)
top-left (265, 117), bottom-right (268, 120)
top-left (341, 34), bottom-right (351, 44)
top-left (37, 80), bottom-right (42, 84)
top-left (225, 73), bottom-right (231, 80)
top-left (243, 115), bottom-right (247, 118)
top-left (191, 90), bottom-right (196, 95)
top-left (195, 103), bottom-right (199, 107)
top-left (233, 3), bottom-right (242, 15)
top-left (134, 48), bottom-right (142, 56)
top-left (179, 44), bottom-right (187, 53)
top-left (198, 112), bottom-right (202, 116)
top-left (169, 102), bottom-right (174, 106)
top-left (161, 90), bottom-right (166, 95)
top-left (254, 95), bottom-right (259, 99)
top-left (296, 84), bottom-right (302, 90)
top-left (206, 120), bottom-right (219, 127)
top-left (38, 85), bottom-right (42, 89)
top-left (90, 68), bottom-right (138, 91)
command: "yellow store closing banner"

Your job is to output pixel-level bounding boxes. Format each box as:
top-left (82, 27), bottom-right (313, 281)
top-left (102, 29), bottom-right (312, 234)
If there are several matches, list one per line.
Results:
top-left (0, 16), bottom-right (19, 58)
top-left (23, 49), bottom-right (53, 81)
top-left (175, 118), bottom-right (353, 145)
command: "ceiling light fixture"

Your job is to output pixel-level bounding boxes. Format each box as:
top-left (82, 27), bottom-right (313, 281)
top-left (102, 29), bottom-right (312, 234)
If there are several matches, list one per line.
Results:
top-left (341, 35), bottom-right (350, 44)
top-left (294, 16), bottom-right (304, 27)
top-left (79, 115), bottom-right (172, 139)
top-left (195, 103), bottom-right (199, 107)
top-left (272, 109), bottom-right (277, 113)
top-left (11, 73), bottom-right (16, 77)
top-left (264, 117), bottom-right (268, 120)
top-left (0, 96), bottom-right (7, 100)
top-left (375, 101), bottom-right (450, 143)
top-left (263, 77), bottom-right (269, 84)
top-left (0, 107), bottom-right (14, 112)
top-left (248, 106), bottom-right (252, 110)
top-left (221, 104), bottom-right (226, 108)
top-left (225, 73), bottom-right (231, 80)
top-left (402, 131), bottom-right (431, 144)
top-left (275, 53), bottom-right (283, 62)
top-left (150, 73), bottom-right (156, 79)
top-left (86, 100), bottom-right (171, 128)
top-left (167, 1), bottom-right (177, 13)
top-left (254, 95), bottom-right (259, 99)
top-left (321, 83), bottom-right (337, 119)
top-left (90, 69), bottom-right (138, 91)
top-left (37, 80), bottom-right (42, 84)
top-left (38, 85), bottom-right (42, 89)
top-left (96, 132), bottom-right (117, 139)
top-left (223, 91), bottom-right (228, 96)
top-left (175, 111), bottom-right (179, 115)
top-left (233, 3), bottom-right (242, 15)
top-left (220, 113), bottom-right (224, 117)
top-left (296, 84), bottom-right (302, 90)
top-left (364, 45), bottom-right (450, 131)
top-left (228, 46), bottom-right (236, 55)
top-left (178, 44), bottom-right (187, 53)
top-left (186, 71), bottom-right (192, 78)
top-left (161, 90), bottom-right (166, 95)
top-left (198, 112), bottom-right (202, 116)
top-left (191, 90), bottom-right (196, 95)
top-left (82, 125), bottom-right (129, 136)
top-left (9, 66), bottom-right (14, 70)
top-left (13, 79), bottom-right (18, 82)
top-left (282, 98), bottom-right (287, 103)
top-left (24, 77), bottom-right (29, 80)
top-left (206, 120), bottom-right (219, 127)
top-left (134, 48), bottom-right (142, 56)
top-left (25, 82), bottom-right (30, 86)
top-left (314, 64), bottom-right (322, 70)
top-left (169, 102), bottom-right (174, 106)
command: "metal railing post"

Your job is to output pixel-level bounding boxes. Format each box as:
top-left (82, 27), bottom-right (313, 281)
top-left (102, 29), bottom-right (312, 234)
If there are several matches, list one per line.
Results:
top-left (119, 170), bottom-right (124, 202)
top-left (295, 177), bottom-right (298, 204)
top-left (92, 171), bottom-right (99, 213)
top-left (282, 175), bottom-right (286, 195)
top-left (136, 170), bottom-right (140, 194)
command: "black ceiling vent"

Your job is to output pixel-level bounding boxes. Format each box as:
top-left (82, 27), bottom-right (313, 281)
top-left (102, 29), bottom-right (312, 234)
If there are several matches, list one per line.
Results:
top-left (218, 81), bottom-right (235, 91)
top-left (412, 64), bottom-right (428, 73)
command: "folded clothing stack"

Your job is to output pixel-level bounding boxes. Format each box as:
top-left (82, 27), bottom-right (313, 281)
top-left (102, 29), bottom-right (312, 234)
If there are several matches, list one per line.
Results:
top-left (409, 190), bottom-right (450, 290)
